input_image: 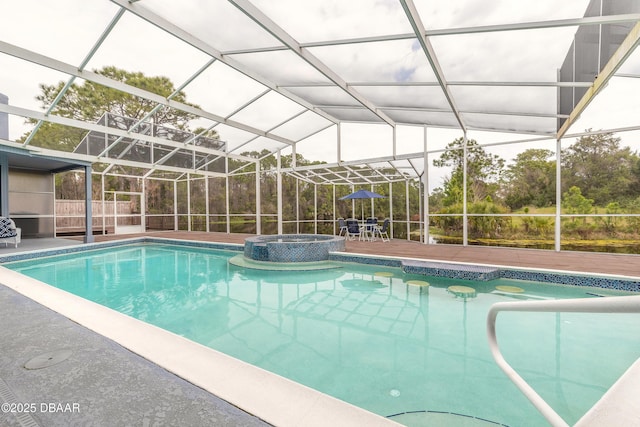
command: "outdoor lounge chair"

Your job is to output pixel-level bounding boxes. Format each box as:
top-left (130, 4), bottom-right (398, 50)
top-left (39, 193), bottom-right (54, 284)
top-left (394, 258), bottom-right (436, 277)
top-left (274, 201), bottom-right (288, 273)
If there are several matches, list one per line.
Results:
top-left (0, 217), bottom-right (21, 248)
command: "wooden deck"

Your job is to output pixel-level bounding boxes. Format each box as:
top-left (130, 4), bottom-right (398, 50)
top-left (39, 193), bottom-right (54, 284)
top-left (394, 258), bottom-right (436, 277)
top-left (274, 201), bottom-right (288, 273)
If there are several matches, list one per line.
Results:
top-left (81, 231), bottom-right (640, 278)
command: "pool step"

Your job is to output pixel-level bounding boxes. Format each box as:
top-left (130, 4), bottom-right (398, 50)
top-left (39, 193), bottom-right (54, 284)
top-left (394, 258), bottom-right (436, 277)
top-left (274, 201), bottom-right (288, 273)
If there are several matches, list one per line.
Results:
top-left (402, 260), bottom-right (501, 281)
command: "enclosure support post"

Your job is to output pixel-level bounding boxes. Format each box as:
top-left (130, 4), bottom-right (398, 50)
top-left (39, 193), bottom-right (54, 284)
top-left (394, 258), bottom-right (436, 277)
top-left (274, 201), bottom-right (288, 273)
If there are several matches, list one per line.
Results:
top-left (389, 181), bottom-right (393, 238)
top-left (187, 173), bottom-right (191, 232)
top-left (418, 178), bottom-right (423, 243)
top-left (0, 93), bottom-right (7, 218)
top-left (205, 177), bottom-right (210, 232)
top-left (256, 160), bottom-right (261, 235)
top-left (333, 184), bottom-right (337, 235)
top-left (405, 180), bottom-right (410, 240)
top-left (296, 178), bottom-right (300, 234)
top-left (173, 180), bottom-right (178, 231)
top-left (314, 183), bottom-right (318, 234)
top-left (423, 126), bottom-right (429, 245)
top-left (277, 151), bottom-right (283, 234)
top-left (350, 184), bottom-right (355, 219)
top-left (84, 165), bottom-right (94, 243)
top-left (336, 123), bottom-right (341, 164)
top-left (101, 174), bottom-right (106, 235)
top-left (225, 157), bottom-right (230, 234)
top-left (113, 192), bottom-right (118, 234)
top-left (555, 138), bottom-right (562, 252)
top-left (462, 132), bottom-right (468, 246)
top-left (141, 177), bottom-right (146, 233)
top-left (370, 184), bottom-right (375, 219)
top-left (0, 154), bottom-right (7, 217)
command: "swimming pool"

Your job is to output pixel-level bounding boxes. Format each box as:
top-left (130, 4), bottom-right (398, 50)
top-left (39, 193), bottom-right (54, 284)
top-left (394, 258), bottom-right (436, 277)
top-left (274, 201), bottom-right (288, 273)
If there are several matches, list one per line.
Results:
top-left (4, 242), bottom-right (639, 426)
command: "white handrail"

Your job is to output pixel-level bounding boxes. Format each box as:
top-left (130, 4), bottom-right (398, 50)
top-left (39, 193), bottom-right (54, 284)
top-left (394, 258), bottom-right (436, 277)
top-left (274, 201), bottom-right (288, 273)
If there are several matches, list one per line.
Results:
top-left (486, 295), bottom-right (640, 427)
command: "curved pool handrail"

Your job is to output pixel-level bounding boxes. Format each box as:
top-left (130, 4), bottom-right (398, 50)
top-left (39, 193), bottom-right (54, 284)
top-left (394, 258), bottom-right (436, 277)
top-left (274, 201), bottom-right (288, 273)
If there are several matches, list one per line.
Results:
top-left (486, 295), bottom-right (640, 427)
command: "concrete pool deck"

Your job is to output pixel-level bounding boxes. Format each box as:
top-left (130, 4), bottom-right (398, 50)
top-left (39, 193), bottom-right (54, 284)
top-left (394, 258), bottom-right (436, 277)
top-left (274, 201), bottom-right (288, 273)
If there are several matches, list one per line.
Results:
top-left (0, 284), bottom-right (270, 427)
top-left (1, 232), bottom-right (640, 426)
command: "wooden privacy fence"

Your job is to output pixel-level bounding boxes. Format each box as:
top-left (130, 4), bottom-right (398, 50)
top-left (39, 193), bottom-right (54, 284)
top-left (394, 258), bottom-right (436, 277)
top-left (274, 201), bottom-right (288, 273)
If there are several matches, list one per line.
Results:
top-left (55, 200), bottom-right (139, 234)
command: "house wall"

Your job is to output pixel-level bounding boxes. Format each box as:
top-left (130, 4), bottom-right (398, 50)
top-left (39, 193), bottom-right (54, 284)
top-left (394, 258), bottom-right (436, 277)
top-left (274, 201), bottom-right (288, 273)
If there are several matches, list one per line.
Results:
top-left (0, 93), bottom-right (8, 217)
top-left (8, 169), bottom-right (55, 237)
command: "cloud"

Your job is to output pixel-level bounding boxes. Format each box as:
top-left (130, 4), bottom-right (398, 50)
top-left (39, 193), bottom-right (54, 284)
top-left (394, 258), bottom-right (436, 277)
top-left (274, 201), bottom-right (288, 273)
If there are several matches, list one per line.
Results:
top-left (394, 66), bottom-right (417, 82)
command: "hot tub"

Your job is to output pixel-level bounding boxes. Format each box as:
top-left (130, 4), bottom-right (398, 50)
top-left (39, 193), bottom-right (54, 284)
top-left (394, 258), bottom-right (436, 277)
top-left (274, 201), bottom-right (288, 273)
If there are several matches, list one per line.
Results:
top-left (243, 234), bottom-right (346, 263)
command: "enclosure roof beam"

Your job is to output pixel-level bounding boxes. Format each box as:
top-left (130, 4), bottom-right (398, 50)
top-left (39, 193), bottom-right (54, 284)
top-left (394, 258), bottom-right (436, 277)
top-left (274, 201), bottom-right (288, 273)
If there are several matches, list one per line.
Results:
top-left (0, 139), bottom-right (226, 178)
top-left (109, 0), bottom-right (339, 126)
top-left (227, 0), bottom-right (397, 128)
top-left (280, 81), bottom-right (594, 88)
top-left (101, 57), bottom-right (219, 160)
top-left (557, 21), bottom-right (640, 139)
top-left (0, 103), bottom-right (252, 162)
top-left (0, 39), bottom-right (297, 149)
top-left (24, 9), bottom-right (126, 147)
top-left (400, 0), bottom-right (465, 132)
top-left (229, 109), bottom-right (306, 156)
top-left (329, 104), bottom-right (566, 120)
top-left (222, 13), bottom-right (640, 55)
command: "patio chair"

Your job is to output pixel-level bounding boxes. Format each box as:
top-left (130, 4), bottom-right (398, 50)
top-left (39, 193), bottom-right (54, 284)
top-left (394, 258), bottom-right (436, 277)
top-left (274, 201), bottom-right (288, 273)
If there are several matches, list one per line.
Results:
top-left (0, 217), bottom-right (21, 248)
top-left (346, 218), bottom-right (365, 241)
top-left (377, 218), bottom-right (390, 242)
top-left (337, 218), bottom-right (349, 237)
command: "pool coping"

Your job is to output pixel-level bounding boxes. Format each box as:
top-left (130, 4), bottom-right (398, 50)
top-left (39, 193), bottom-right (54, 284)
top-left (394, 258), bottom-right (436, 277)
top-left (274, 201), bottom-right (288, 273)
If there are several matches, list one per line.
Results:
top-left (1, 237), bottom-right (639, 426)
top-left (329, 251), bottom-right (640, 292)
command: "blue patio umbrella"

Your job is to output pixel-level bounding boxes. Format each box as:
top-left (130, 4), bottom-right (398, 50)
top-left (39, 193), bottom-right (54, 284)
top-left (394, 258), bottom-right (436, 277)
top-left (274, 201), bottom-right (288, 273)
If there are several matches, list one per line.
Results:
top-left (340, 189), bottom-right (385, 220)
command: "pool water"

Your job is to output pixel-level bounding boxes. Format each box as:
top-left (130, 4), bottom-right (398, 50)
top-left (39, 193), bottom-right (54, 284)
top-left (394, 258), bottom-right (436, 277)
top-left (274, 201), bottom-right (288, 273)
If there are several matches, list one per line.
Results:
top-left (6, 243), bottom-right (640, 426)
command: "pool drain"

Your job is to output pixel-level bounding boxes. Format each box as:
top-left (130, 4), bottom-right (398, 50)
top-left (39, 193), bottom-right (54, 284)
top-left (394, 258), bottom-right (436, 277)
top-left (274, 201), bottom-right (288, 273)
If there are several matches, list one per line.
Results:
top-left (24, 350), bottom-right (72, 370)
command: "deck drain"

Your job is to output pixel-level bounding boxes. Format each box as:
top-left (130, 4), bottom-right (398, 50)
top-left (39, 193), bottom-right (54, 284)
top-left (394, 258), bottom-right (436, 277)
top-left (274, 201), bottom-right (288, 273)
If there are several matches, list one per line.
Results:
top-left (0, 377), bottom-right (41, 426)
top-left (24, 350), bottom-right (72, 370)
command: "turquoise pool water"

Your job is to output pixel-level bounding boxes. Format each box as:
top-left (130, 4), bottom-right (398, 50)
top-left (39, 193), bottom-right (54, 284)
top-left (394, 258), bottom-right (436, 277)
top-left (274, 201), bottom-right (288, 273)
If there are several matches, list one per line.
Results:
top-left (5, 243), bottom-right (640, 426)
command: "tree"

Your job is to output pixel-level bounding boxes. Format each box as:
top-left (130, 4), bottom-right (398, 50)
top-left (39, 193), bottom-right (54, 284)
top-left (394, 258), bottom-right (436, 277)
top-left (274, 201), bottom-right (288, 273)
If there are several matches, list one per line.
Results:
top-left (562, 131), bottom-right (638, 205)
top-left (433, 138), bottom-right (505, 206)
top-left (503, 148), bottom-right (555, 209)
top-left (467, 197), bottom-right (510, 238)
top-left (21, 66), bottom-right (202, 151)
top-left (192, 127), bottom-right (221, 149)
top-left (562, 186), bottom-right (593, 217)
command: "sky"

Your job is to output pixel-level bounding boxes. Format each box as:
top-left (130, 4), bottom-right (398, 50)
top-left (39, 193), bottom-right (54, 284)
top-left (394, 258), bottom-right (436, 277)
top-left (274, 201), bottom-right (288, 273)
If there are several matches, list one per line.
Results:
top-left (0, 0), bottom-right (639, 190)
